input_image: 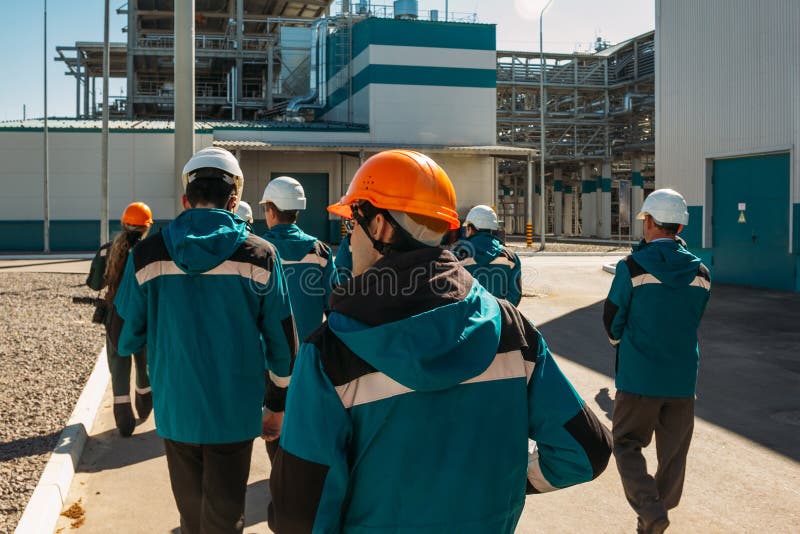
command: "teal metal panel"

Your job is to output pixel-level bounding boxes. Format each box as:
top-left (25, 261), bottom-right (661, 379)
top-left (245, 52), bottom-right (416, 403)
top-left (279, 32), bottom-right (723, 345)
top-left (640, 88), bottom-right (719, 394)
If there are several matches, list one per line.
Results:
top-left (353, 65), bottom-right (495, 92)
top-left (51, 221), bottom-right (101, 251)
top-left (564, 185), bottom-right (573, 194)
top-left (632, 171), bottom-right (644, 187)
top-left (581, 180), bottom-right (596, 193)
top-left (352, 18), bottom-right (496, 57)
top-left (270, 173), bottom-right (330, 242)
top-left (0, 221), bottom-right (44, 250)
top-left (601, 178), bottom-right (612, 193)
top-left (553, 180), bottom-right (563, 193)
top-left (793, 203), bottom-right (800, 254)
top-left (712, 153), bottom-right (794, 290)
top-left (0, 219), bottom-right (173, 252)
top-left (678, 206), bottom-right (703, 249)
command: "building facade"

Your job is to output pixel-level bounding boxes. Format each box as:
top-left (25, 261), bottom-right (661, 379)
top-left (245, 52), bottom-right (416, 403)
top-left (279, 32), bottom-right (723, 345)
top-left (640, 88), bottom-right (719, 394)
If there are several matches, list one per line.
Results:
top-left (656, 0), bottom-right (800, 290)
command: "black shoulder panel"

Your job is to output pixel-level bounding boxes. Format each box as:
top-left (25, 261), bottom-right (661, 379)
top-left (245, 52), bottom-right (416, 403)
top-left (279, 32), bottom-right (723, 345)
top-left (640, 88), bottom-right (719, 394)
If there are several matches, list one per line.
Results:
top-left (307, 324), bottom-right (377, 387)
top-left (132, 232), bottom-right (170, 272)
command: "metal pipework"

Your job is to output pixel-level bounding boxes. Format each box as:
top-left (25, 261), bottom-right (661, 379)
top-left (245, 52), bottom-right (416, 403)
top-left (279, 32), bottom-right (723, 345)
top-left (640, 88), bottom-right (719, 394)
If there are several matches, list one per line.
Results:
top-left (287, 18), bottom-right (329, 117)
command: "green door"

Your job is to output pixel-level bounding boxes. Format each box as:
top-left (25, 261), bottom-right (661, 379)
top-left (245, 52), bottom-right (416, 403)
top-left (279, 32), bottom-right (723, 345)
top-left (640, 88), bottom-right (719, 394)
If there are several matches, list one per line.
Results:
top-left (712, 153), bottom-right (794, 290)
top-left (270, 172), bottom-right (329, 242)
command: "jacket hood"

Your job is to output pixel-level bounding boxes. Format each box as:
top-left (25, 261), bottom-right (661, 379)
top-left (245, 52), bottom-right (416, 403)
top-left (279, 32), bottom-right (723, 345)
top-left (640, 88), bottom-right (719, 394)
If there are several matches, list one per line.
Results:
top-left (466, 232), bottom-right (503, 265)
top-left (162, 208), bottom-right (249, 274)
top-left (328, 248), bottom-right (502, 391)
top-left (631, 237), bottom-right (701, 288)
top-left (262, 224), bottom-right (318, 257)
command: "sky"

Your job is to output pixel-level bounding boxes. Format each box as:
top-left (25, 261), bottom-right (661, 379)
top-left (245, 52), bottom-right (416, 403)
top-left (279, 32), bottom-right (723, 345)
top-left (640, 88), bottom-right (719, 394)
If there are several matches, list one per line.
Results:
top-left (0, 0), bottom-right (654, 121)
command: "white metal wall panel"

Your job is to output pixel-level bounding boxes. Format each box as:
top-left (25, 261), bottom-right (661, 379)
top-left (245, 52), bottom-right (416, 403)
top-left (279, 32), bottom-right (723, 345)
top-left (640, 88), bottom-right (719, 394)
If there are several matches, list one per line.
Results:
top-left (0, 131), bottom-right (208, 221)
top-left (366, 45), bottom-right (496, 70)
top-left (656, 0), bottom-right (800, 206)
top-left (436, 155), bottom-right (495, 218)
top-left (369, 85), bottom-right (496, 145)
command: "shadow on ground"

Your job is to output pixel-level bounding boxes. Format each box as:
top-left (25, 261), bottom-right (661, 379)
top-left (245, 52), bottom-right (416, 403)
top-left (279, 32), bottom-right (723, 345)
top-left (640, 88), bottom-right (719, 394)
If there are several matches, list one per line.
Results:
top-left (78, 428), bottom-right (164, 473)
top-left (538, 284), bottom-right (800, 461)
top-left (0, 431), bottom-right (62, 462)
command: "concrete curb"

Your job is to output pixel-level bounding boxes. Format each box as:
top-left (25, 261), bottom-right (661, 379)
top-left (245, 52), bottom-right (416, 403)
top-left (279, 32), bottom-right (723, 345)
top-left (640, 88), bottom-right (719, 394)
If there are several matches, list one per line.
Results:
top-left (602, 263), bottom-right (617, 275)
top-left (14, 347), bottom-right (109, 534)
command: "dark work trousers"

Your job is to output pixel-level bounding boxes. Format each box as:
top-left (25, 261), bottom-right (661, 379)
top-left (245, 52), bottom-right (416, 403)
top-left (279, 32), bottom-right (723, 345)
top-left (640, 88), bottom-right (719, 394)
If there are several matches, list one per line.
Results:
top-left (163, 439), bottom-right (254, 534)
top-left (265, 439), bottom-right (279, 464)
top-left (106, 334), bottom-right (149, 398)
top-left (612, 390), bottom-right (695, 525)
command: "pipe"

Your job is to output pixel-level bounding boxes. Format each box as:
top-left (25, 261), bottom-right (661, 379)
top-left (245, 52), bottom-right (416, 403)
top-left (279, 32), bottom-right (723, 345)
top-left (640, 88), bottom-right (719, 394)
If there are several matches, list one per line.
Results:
top-left (287, 18), bottom-right (328, 116)
top-left (607, 92), bottom-right (652, 116)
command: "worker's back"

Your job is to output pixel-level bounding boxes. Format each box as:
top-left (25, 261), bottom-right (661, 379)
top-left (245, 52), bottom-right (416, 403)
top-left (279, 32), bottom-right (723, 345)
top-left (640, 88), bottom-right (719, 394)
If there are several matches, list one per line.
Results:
top-left (453, 232), bottom-right (522, 305)
top-left (270, 249), bottom-right (610, 532)
top-left (607, 238), bottom-right (711, 398)
top-left (262, 223), bottom-right (337, 341)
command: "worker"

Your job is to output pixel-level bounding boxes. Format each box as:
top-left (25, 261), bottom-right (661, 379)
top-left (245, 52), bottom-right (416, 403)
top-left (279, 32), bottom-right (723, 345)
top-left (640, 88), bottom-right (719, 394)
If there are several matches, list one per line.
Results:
top-left (86, 202), bottom-right (153, 437)
top-left (452, 204), bottom-right (522, 305)
top-left (259, 176), bottom-right (339, 342)
top-left (236, 199), bottom-right (254, 228)
top-left (269, 149), bottom-right (612, 533)
top-left (335, 230), bottom-right (353, 283)
top-left (114, 147), bottom-right (298, 534)
top-left (603, 188), bottom-right (711, 534)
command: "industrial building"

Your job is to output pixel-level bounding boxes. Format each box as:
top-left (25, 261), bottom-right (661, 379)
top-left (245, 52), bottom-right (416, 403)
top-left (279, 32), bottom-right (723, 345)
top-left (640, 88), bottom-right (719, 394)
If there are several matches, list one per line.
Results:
top-left (656, 0), bottom-right (800, 291)
top-left (2, 1), bottom-right (532, 250)
top-left (49, 1), bottom-right (658, 241)
top-left (11, 0), bottom-right (797, 294)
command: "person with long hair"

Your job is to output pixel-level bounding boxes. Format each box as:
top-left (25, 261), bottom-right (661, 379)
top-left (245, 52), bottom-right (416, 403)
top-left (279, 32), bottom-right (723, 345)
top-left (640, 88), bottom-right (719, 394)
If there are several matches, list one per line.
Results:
top-left (86, 202), bottom-right (153, 436)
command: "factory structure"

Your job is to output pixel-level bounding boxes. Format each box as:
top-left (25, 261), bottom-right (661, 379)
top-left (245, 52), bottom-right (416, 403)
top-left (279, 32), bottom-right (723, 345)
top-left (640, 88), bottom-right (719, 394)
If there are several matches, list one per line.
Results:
top-left (0, 0), bottom-right (797, 291)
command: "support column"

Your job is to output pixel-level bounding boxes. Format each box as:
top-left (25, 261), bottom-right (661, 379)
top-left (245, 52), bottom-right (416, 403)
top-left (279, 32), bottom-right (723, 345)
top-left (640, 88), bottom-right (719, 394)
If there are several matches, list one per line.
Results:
top-left (75, 73), bottom-right (81, 118)
top-left (553, 168), bottom-right (563, 236)
top-left (235, 0), bottom-right (244, 120)
top-left (526, 155), bottom-right (534, 246)
top-left (563, 184), bottom-right (574, 236)
top-left (126, 0), bottom-right (136, 118)
top-left (174, 0), bottom-right (195, 216)
top-left (92, 77), bottom-right (96, 118)
top-left (580, 164), bottom-right (596, 237)
top-left (83, 68), bottom-right (90, 117)
top-left (631, 157), bottom-right (645, 239)
top-left (266, 42), bottom-right (274, 110)
top-left (599, 161), bottom-right (612, 239)
top-left (533, 183), bottom-right (542, 236)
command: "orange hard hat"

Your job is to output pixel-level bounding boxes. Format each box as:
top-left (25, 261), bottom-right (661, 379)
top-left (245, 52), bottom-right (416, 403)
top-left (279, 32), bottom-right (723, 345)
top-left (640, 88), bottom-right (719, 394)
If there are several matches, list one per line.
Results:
top-left (327, 149), bottom-right (459, 230)
top-left (121, 202), bottom-right (153, 227)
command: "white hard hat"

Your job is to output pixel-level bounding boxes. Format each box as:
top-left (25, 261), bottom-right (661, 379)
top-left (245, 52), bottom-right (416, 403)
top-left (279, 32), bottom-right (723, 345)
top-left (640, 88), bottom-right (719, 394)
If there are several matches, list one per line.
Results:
top-left (637, 188), bottom-right (689, 225)
top-left (464, 205), bottom-right (499, 231)
top-left (236, 200), bottom-right (254, 223)
top-left (181, 147), bottom-right (244, 209)
top-left (259, 176), bottom-right (307, 211)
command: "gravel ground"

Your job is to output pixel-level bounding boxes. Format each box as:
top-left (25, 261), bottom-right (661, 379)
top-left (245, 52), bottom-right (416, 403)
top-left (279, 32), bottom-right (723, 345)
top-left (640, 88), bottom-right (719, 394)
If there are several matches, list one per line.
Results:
top-left (0, 273), bottom-right (104, 533)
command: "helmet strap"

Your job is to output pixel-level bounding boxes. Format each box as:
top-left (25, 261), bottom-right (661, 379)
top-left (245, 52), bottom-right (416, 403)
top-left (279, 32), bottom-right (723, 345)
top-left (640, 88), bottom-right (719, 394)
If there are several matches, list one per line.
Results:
top-left (351, 203), bottom-right (429, 255)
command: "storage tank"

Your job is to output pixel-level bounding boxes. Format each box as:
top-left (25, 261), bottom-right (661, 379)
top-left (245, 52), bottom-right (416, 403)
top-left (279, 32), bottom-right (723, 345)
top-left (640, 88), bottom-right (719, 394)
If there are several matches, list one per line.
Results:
top-left (394, 0), bottom-right (418, 20)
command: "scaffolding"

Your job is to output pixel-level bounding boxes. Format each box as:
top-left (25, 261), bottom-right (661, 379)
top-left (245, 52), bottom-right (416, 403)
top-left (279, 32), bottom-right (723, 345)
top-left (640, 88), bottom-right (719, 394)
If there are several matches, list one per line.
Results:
top-left (496, 31), bottom-right (656, 235)
top-left (57, 0), bottom-right (336, 120)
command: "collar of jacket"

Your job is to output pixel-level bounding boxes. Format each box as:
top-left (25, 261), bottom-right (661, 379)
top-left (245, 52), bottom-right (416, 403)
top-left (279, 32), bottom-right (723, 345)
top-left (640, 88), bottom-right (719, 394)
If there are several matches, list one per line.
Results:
top-left (633, 235), bottom-right (688, 252)
top-left (329, 247), bottom-right (472, 326)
